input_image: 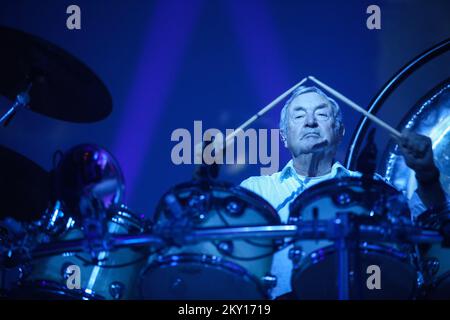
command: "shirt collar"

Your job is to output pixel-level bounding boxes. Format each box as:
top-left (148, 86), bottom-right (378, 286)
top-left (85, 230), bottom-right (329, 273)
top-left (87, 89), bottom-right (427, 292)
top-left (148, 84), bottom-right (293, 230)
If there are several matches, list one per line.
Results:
top-left (279, 159), bottom-right (350, 181)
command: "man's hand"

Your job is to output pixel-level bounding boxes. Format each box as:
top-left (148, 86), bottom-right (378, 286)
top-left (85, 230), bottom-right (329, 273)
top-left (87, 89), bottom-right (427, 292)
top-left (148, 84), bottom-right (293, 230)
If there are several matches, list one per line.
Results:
top-left (396, 128), bottom-right (439, 183)
top-left (396, 128), bottom-right (447, 209)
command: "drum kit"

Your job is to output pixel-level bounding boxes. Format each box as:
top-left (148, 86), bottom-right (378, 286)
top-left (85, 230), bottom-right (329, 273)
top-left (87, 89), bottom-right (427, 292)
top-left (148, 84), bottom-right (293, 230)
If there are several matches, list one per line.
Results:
top-left (1, 27), bottom-right (450, 300)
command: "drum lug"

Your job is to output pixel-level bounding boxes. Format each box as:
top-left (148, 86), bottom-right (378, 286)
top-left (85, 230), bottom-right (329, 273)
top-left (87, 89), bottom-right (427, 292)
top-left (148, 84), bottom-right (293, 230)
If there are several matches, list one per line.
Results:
top-left (217, 241), bottom-right (234, 256)
top-left (17, 262), bottom-right (32, 281)
top-left (186, 193), bottom-right (210, 224)
top-left (224, 198), bottom-right (245, 217)
top-left (193, 213), bottom-right (207, 224)
top-left (288, 216), bottom-right (299, 225)
top-left (109, 281), bottom-right (125, 300)
top-left (334, 192), bottom-right (352, 206)
top-left (261, 273), bottom-right (277, 290)
top-left (288, 246), bottom-right (304, 264)
top-left (422, 257), bottom-right (440, 277)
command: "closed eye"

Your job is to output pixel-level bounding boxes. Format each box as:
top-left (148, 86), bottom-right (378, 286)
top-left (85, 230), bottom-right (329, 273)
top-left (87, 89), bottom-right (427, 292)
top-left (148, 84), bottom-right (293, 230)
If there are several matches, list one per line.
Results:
top-left (316, 113), bottom-right (329, 120)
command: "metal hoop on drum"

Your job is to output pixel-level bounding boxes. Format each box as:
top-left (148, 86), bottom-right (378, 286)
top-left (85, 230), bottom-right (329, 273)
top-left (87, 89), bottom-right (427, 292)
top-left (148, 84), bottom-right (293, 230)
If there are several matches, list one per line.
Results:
top-left (345, 38), bottom-right (450, 169)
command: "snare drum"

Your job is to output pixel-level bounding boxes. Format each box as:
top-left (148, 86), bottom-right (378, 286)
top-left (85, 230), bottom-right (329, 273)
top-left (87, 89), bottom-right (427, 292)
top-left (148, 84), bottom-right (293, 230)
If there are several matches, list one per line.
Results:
top-left (139, 181), bottom-right (281, 299)
top-left (11, 206), bottom-right (146, 300)
top-left (417, 208), bottom-right (450, 299)
top-left (289, 176), bottom-right (417, 300)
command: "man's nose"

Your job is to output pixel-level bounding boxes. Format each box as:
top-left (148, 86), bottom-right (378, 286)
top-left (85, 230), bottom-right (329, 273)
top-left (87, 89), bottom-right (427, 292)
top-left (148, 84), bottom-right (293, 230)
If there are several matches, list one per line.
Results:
top-left (305, 114), bottom-right (318, 127)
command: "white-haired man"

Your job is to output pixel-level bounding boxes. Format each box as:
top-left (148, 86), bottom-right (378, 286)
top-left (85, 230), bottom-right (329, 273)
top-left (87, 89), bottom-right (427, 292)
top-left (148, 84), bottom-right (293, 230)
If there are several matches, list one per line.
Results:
top-left (240, 86), bottom-right (448, 299)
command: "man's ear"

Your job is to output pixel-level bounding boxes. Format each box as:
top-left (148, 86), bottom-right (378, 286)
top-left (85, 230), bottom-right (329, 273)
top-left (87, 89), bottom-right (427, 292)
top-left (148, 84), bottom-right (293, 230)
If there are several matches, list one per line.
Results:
top-left (280, 130), bottom-right (288, 148)
top-left (340, 124), bottom-right (345, 140)
top-left (335, 123), bottom-right (345, 144)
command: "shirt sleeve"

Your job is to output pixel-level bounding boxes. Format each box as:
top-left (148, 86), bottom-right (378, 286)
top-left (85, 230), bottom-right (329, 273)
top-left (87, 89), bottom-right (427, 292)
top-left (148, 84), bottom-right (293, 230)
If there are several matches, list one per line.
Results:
top-left (239, 176), bottom-right (268, 201)
top-left (369, 173), bottom-right (444, 220)
top-left (409, 189), bottom-right (450, 220)
top-left (409, 191), bottom-right (427, 220)
top-left (240, 177), bottom-right (253, 189)
top-left (240, 176), bottom-right (260, 194)
top-left (373, 173), bottom-right (429, 219)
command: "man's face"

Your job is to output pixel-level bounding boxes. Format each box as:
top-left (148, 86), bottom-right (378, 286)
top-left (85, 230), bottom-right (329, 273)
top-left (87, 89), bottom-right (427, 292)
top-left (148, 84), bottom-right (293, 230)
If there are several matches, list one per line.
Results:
top-left (282, 92), bottom-right (341, 156)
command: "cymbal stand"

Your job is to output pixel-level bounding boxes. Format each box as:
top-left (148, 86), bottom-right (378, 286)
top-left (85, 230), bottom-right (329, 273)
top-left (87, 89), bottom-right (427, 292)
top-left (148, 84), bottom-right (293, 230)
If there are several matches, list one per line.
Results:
top-left (0, 83), bottom-right (32, 127)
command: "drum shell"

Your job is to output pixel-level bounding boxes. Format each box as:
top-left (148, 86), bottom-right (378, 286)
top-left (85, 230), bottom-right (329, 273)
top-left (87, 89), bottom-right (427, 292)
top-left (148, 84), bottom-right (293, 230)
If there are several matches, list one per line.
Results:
top-left (139, 182), bottom-right (281, 299)
top-left (289, 177), bottom-right (417, 299)
top-left (15, 210), bottom-right (145, 300)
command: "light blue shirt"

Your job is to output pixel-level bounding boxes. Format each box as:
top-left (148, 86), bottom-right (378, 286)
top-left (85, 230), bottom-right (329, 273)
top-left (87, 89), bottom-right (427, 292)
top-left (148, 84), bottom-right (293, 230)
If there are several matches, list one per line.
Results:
top-left (240, 160), bottom-right (427, 298)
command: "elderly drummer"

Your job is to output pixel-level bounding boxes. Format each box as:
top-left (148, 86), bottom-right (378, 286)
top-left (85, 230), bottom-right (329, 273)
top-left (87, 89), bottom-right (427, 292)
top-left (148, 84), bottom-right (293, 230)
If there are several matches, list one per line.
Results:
top-left (240, 85), bottom-right (449, 299)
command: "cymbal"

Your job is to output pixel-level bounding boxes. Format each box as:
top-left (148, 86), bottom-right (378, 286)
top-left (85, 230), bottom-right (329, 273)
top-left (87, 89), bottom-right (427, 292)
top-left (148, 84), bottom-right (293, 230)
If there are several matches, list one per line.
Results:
top-left (0, 26), bottom-right (112, 123)
top-left (0, 146), bottom-right (51, 222)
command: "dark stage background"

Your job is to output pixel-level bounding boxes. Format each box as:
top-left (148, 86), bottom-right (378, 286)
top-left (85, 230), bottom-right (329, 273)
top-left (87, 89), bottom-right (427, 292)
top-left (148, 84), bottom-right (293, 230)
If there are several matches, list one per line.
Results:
top-left (0, 0), bottom-right (449, 219)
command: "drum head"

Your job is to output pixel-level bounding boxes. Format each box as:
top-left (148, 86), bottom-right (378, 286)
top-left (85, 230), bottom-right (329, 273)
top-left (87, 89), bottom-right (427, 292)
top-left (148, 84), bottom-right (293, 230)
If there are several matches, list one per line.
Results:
top-left (292, 245), bottom-right (417, 300)
top-left (139, 254), bottom-right (267, 299)
top-left (153, 180), bottom-right (280, 225)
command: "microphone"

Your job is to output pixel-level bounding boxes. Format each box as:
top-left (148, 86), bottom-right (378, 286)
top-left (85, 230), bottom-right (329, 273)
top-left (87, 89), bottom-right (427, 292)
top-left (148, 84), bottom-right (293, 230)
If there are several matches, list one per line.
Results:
top-left (193, 139), bottom-right (219, 181)
top-left (356, 128), bottom-right (377, 176)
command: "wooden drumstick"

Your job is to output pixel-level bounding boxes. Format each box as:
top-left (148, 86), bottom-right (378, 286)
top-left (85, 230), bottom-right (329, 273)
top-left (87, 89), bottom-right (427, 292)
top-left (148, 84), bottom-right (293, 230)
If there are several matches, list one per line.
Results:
top-left (195, 77), bottom-right (309, 156)
top-left (308, 76), bottom-right (402, 138)
top-left (226, 77), bottom-right (309, 142)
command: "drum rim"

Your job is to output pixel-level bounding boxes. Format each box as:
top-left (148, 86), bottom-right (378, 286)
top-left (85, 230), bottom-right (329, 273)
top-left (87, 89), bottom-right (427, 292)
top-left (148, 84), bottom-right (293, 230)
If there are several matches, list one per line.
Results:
top-left (12, 279), bottom-right (105, 300)
top-left (294, 242), bottom-right (409, 269)
top-left (417, 206), bottom-right (450, 229)
top-left (109, 205), bottom-right (145, 233)
top-left (289, 175), bottom-right (407, 218)
top-left (139, 252), bottom-right (269, 299)
top-left (291, 243), bottom-right (418, 299)
top-left (154, 180), bottom-right (281, 224)
top-left (292, 243), bottom-right (413, 276)
top-left (42, 203), bottom-right (145, 238)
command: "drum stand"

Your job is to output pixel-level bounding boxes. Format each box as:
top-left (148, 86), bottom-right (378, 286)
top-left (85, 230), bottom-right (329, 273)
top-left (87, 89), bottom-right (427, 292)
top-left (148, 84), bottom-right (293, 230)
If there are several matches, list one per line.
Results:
top-left (2, 217), bottom-right (447, 300)
top-left (335, 212), bottom-right (350, 300)
top-left (335, 212), bottom-right (372, 300)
